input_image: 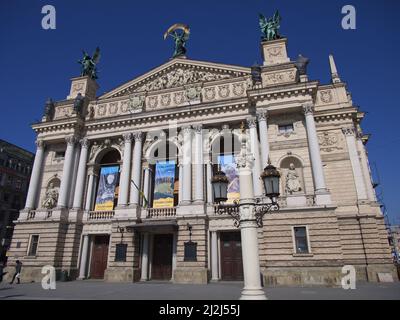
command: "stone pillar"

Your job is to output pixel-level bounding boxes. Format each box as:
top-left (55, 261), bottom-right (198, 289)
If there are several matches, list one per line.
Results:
top-left (236, 136), bottom-right (266, 300)
top-left (193, 125), bottom-right (204, 203)
top-left (68, 144), bottom-right (81, 208)
top-left (303, 104), bottom-right (331, 205)
top-left (57, 135), bottom-right (77, 208)
top-left (78, 234), bottom-right (89, 279)
top-left (257, 110), bottom-right (270, 169)
top-left (178, 163), bottom-right (183, 204)
top-left (72, 138), bottom-right (90, 209)
top-left (342, 127), bottom-right (368, 201)
top-left (84, 166), bottom-right (97, 211)
top-left (172, 233), bottom-right (177, 280)
top-left (211, 231), bottom-right (219, 281)
top-left (356, 133), bottom-right (376, 201)
top-left (117, 133), bottom-right (132, 207)
top-left (143, 165), bottom-right (150, 207)
top-left (181, 126), bottom-right (192, 205)
top-left (130, 132), bottom-right (143, 206)
top-left (206, 160), bottom-right (213, 204)
top-left (247, 117), bottom-right (263, 197)
top-left (24, 140), bottom-right (46, 210)
top-left (140, 233), bottom-right (150, 281)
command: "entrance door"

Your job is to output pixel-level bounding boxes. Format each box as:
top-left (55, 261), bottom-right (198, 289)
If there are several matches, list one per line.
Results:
top-left (220, 232), bottom-right (243, 280)
top-left (151, 234), bottom-right (173, 280)
top-left (90, 235), bottom-right (109, 279)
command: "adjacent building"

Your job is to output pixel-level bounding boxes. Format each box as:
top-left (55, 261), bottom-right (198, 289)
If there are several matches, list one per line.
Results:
top-left (0, 139), bottom-right (34, 264)
top-left (4, 33), bottom-right (397, 285)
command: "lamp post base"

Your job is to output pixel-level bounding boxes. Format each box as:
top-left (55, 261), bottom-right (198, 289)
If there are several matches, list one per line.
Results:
top-left (240, 288), bottom-right (268, 300)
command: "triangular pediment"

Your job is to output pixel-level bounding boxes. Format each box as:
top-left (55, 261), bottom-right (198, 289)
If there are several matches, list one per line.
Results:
top-left (100, 58), bottom-right (250, 99)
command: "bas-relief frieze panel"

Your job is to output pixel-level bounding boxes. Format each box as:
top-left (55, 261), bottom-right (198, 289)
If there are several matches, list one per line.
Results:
top-left (54, 104), bottom-right (74, 120)
top-left (316, 89), bottom-right (336, 105)
top-left (270, 139), bottom-right (308, 151)
top-left (317, 131), bottom-right (344, 154)
top-left (262, 69), bottom-right (297, 86)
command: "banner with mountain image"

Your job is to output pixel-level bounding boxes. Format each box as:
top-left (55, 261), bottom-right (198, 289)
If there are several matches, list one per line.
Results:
top-left (94, 165), bottom-right (119, 211)
top-left (218, 154), bottom-right (240, 204)
top-left (153, 161), bottom-right (175, 208)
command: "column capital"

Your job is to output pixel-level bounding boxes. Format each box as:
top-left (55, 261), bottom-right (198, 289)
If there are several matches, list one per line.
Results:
top-left (302, 103), bottom-right (315, 115)
top-left (80, 137), bottom-right (90, 148)
top-left (35, 139), bottom-right (46, 149)
top-left (65, 135), bottom-right (78, 146)
top-left (342, 127), bottom-right (356, 136)
top-left (256, 110), bottom-right (268, 121)
top-left (122, 132), bottom-right (132, 142)
top-left (246, 117), bottom-right (257, 129)
top-left (182, 125), bottom-right (192, 135)
top-left (193, 124), bottom-right (202, 134)
top-left (133, 132), bottom-right (143, 142)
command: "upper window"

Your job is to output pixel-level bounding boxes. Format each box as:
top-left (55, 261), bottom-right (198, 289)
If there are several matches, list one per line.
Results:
top-left (293, 226), bottom-right (309, 254)
top-left (28, 235), bottom-right (40, 256)
top-left (278, 124), bottom-right (294, 134)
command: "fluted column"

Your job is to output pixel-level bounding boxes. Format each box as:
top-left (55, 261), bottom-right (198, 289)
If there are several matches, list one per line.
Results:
top-left (247, 117), bottom-right (263, 197)
top-left (117, 133), bottom-right (133, 207)
top-left (130, 132), bottom-right (143, 206)
top-left (211, 231), bottom-right (219, 281)
top-left (181, 126), bottom-right (192, 205)
top-left (356, 133), bottom-right (376, 201)
top-left (84, 166), bottom-right (97, 211)
top-left (193, 125), bottom-right (204, 203)
top-left (206, 159), bottom-right (213, 204)
top-left (68, 144), bottom-right (81, 208)
top-left (72, 138), bottom-right (90, 209)
top-left (140, 233), bottom-right (150, 281)
top-left (342, 127), bottom-right (368, 200)
top-left (57, 135), bottom-right (77, 208)
top-left (143, 165), bottom-right (150, 207)
top-left (178, 163), bottom-right (183, 204)
top-left (257, 110), bottom-right (270, 168)
top-left (303, 104), bottom-right (327, 193)
top-left (25, 140), bottom-right (46, 210)
top-left (78, 235), bottom-right (89, 279)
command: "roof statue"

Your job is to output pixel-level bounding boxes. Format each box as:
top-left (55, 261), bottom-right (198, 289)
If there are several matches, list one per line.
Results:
top-left (78, 47), bottom-right (101, 80)
top-left (259, 10), bottom-right (282, 41)
top-left (164, 23), bottom-right (190, 58)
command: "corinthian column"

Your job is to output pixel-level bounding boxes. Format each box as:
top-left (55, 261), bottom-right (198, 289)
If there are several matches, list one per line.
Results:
top-left (130, 132), bottom-right (143, 206)
top-left (117, 133), bottom-right (132, 207)
top-left (247, 117), bottom-right (263, 197)
top-left (57, 135), bottom-right (77, 208)
top-left (193, 125), bottom-right (204, 204)
top-left (72, 138), bottom-right (90, 209)
top-left (24, 139), bottom-right (46, 210)
top-left (356, 132), bottom-right (376, 201)
top-left (257, 110), bottom-right (270, 168)
top-left (181, 126), bottom-right (192, 205)
top-left (342, 127), bottom-right (368, 201)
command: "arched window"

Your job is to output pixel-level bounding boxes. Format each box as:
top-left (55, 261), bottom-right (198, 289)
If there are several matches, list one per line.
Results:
top-left (280, 156), bottom-right (305, 195)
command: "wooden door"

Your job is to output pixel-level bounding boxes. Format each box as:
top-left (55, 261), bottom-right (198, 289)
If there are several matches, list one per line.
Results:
top-left (151, 234), bottom-right (173, 280)
top-left (220, 232), bottom-right (243, 280)
top-left (90, 235), bottom-right (109, 279)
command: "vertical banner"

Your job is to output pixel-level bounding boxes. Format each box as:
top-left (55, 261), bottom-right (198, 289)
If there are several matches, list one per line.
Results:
top-left (153, 161), bottom-right (175, 208)
top-left (95, 166), bottom-right (119, 211)
top-left (218, 155), bottom-right (240, 204)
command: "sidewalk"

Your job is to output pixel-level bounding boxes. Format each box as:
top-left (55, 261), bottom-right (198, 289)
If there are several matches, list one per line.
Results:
top-left (0, 280), bottom-right (399, 300)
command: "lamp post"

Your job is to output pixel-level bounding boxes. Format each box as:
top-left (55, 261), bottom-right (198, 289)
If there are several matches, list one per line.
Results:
top-left (211, 134), bottom-right (280, 300)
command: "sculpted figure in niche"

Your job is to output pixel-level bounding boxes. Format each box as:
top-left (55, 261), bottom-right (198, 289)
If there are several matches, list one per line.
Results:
top-left (42, 182), bottom-right (59, 209)
top-left (285, 163), bottom-right (302, 194)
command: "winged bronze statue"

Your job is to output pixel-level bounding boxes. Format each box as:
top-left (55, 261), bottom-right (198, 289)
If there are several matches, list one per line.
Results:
top-left (164, 23), bottom-right (190, 58)
top-left (78, 47), bottom-right (101, 80)
top-left (259, 10), bottom-right (282, 41)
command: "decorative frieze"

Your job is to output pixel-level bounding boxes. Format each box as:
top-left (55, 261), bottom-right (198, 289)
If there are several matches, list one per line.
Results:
top-left (262, 69), bottom-right (297, 86)
top-left (318, 132), bottom-right (344, 153)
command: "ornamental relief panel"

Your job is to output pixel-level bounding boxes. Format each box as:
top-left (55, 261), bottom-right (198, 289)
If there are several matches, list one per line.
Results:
top-left (262, 69), bottom-right (297, 86)
top-left (54, 105), bottom-right (73, 119)
top-left (318, 89), bottom-right (334, 104)
top-left (318, 131), bottom-right (344, 153)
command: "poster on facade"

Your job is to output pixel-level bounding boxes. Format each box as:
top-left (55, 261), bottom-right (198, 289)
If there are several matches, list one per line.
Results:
top-left (153, 161), bottom-right (175, 208)
top-left (94, 165), bottom-right (119, 211)
top-left (218, 154), bottom-right (240, 204)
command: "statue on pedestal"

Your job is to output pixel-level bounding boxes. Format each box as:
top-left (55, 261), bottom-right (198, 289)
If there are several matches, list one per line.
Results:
top-left (42, 182), bottom-right (59, 209)
top-left (78, 47), bottom-right (101, 80)
top-left (164, 23), bottom-right (190, 58)
top-left (259, 10), bottom-right (281, 41)
top-left (285, 163), bottom-right (302, 194)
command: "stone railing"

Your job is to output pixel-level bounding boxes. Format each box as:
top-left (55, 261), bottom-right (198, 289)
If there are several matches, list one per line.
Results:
top-left (27, 210), bottom-right (36, 220)
top-left (26, 210), bottom-right (53, 220)
top-left (146, 207), bottom-right (176, 218)
top-left (88, 210), bottom-right (115, 220)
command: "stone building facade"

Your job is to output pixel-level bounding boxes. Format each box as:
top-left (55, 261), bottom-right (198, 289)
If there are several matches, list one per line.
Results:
top-left (4, 36), bottom-right (397, 286)
top-left (0, 139), bottom-right (34, 264)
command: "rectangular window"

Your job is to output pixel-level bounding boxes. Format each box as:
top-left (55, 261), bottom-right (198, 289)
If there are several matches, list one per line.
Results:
top-left (115, 243), bottom-right (127, 262)
top-left (28, 235), bottom-right (40, 256)
top-left (293, 226), bottom-right (309, 254)
top-left (278, 124), bottom-right (294, 134)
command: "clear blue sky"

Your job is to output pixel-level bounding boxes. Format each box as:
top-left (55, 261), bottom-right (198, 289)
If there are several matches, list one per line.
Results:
top-left (0, 0), bottom-right (399, 223)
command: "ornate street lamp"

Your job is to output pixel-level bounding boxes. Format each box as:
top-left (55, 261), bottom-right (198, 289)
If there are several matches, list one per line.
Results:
top-left (212, 163), bottom-right (280, 227)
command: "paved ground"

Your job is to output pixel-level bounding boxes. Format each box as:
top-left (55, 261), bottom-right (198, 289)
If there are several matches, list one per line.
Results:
top-left (0, 280), bottom-right (399, 300)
